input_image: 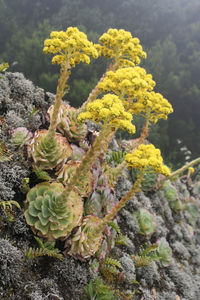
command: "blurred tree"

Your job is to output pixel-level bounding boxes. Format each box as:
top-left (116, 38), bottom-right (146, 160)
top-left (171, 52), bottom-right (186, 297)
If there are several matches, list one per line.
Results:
top-left (0, 0), bottom-right (200, 167)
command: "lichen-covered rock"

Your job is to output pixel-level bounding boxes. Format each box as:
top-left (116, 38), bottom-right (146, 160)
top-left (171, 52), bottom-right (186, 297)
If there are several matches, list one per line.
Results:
top-left (0, 239), bottom-right (23, 295)
top-left (0, 162), bottom-right (30, 200)
top-left (1, 72), bottom-right (200, 300)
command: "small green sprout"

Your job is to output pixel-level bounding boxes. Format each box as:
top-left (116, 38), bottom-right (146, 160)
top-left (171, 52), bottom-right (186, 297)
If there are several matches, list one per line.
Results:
top-left (0, 199), bottom-right (21, 221)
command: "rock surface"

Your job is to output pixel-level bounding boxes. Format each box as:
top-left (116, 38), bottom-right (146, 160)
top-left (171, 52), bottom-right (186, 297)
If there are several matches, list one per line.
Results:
top-left (0, 72), bottom-right (200, 300)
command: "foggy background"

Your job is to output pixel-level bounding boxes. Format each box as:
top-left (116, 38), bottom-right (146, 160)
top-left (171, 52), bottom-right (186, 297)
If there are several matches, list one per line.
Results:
top-left (0, 0), bottom-right (200, 168)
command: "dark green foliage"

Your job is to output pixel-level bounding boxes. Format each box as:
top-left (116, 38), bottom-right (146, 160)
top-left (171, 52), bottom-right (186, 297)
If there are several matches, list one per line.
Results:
top-left (33, 166), bottom-right (53, 181)
top-left (132, 239), bottom-right (172, 268)
top-left (25, 237), bottom-right (63, 260)
top-left (106, 150), bottom-right (126, 166)
top-left (85, 277), bottom-right (117, 300)
top-left (100, 256), bottom-right (123, 283)
top-left (0, 199), bottom-right (20, 221)
top-left (131, 243), bottom-right (159, 267)
top-left (107, 221), bottom-right (128, 246)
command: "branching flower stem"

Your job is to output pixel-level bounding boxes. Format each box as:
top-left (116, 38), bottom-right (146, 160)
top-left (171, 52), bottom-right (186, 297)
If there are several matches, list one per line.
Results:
top-left (135, 117), bottom-right (150, 148)
top-left (79, 63), bottom-right (117, 113)
top-left (168, 157), bottom-right (200, 180)
top-left (62, 124), bottom-right (115, 198)
top-left (102, 169), bottom-right (145, 226)
top-left (108, 117), bottom-right (150, 184)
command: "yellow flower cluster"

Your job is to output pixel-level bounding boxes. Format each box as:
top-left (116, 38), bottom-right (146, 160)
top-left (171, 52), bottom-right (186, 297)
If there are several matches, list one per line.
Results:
top-left (96, 28), bottom-right (146, 67)
top-left (78, 94), bottom-right (136, 134)
top-left (97, 66), bottom-right (173, 123)
top-left (128, 91), bottom-right (173, 123)
top-left (43, 27), bottom-right (98, 67)
top-left (188, 167), bottom-right (194, 174)
top-left (125, 144), bottom-right (170, 176)
top-left (98, 67), bottom-right (155, 99)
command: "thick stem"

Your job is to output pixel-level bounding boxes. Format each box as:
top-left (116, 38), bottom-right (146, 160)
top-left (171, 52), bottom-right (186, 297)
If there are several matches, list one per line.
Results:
top-left (47, 63), bottom-right (70, 138)
top-left (134, 118), bottom-right (150, 149)
top-left (156, 157), bottom-right (200, 189)
top-left (62, 124), bottom-right (115, 198)
top-left (102, 169), bottom-right (145, 225)
top-left (107, 119), bottom-right (150, 186)
top-left (79, 62), bottom-right (117, 113)
top-left (168, 157), bottom-right (200, 180)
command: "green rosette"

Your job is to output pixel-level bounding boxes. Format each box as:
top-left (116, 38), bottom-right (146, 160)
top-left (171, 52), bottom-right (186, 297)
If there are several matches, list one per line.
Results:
top-left (24, 182), bottom-right (83, 241)
top-left (68, 216), bottom-right (104, 259)
top-left (29, 129), bottom-right (72, 170)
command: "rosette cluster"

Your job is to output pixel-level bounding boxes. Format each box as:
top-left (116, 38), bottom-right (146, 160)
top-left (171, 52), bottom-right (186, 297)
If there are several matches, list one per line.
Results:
top-left (24, 182), bottom-right (83, 241)
top-left (78, 94), bottom-right (136, 134)
top-left (56, 161), bottom-right (93, 198)
top-left (28, 129), bottom-right (72, 170)
top-left (96, 28), bottom-right (146, 67)
top-left (125, 144), bottom-right (170, 176)
top-left (43, 27), bottom-right (98, 67)
top-left (67, 216), bottom-right (104, 259)
top-left (48, 103), bottom-right (87, 143)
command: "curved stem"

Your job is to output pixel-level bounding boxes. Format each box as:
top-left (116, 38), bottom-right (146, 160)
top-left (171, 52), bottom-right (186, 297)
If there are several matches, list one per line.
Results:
top-left (79, 62), bottom-right (117, 113)
top-left (63, 124), bottom-right (115, 198)
top-left (168, 157), bottom-right (200, 180)
top-left (134, 118), bottom-right (150, 149)
top-left (102, 169), bottom-right (145, 226)
top-left (47, 63), bottom-right (70, 138)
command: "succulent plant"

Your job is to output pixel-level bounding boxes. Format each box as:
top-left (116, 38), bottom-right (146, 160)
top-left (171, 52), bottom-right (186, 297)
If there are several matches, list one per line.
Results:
top-left (162, 181), bottom-right (177, 201)
top-left (162, 181), bottom-right (183, 212)
top-left (156, 238), bottom-right (172, 267)
top-left (56, 160), bottom-right (93, 198)
top-left (48, 103), bottom-right (87, 143)
top-left (84, 164), bottom-right (116, 218)
top-left (70, 143), bottom-right (86, 161)
top-left (136, 208), bottom-right (156, 236)
top-left (83, 163), bottom-right (118, 259)
top-left (184, 202), bottom-right (199, 226)
top-left (10, 127), bottom-right (32, 147)
top-left (28, 129), bottom-right (72, 170)
top-left (131, 167), bottom-right (157, 193)
top-left (169, 198), bottom-right (183, 212)
top-left (67, 215), bottom-right (104, 259)
top-left (24, 182), bottom-right (83, 241)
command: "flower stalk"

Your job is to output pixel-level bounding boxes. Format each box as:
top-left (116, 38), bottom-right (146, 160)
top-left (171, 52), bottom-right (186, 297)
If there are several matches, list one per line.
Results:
top-left (47, 63), bottom-right (70, 138)
top-left (102, 169), bottom-right (145, 226)
top-left (62, 124), bottom-right (115, 198)
top-left (168, 157), bottom-right (200, 180)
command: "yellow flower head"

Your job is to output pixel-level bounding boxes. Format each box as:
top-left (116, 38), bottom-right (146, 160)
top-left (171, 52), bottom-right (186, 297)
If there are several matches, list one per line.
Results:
top-left (78, 94), bottom-right (136, 134)
top-left (96, 28), bottom-right (146, 67)
top-left (125, 144), bottom-right (170, 176)
top-left (98, 67), bottom-right (155, 99)
top-left (128, 91), bottom-right (173, 123)
top-left (43, 27), bottom-right (98, 67)
top-left (188, 167), bottom-right (195, 174)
